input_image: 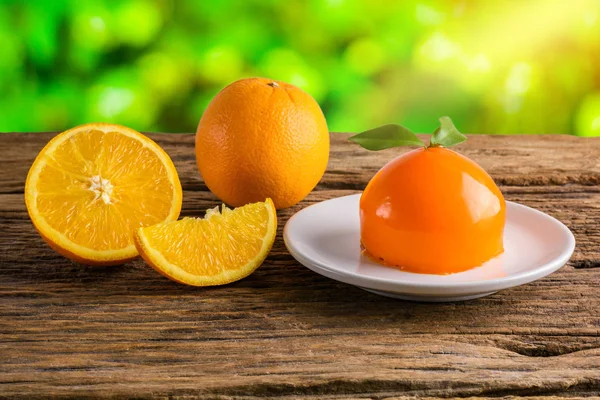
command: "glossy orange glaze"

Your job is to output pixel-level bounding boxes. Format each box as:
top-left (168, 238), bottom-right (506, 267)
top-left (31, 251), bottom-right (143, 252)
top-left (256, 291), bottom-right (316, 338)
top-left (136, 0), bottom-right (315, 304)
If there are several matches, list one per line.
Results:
top-left (360, 146), bottom-right (506, 274)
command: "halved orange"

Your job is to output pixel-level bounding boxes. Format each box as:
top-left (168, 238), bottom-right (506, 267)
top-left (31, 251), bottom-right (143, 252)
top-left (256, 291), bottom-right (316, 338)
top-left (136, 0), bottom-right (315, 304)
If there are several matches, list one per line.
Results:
top-left (134, 199), bottom-right (277, 286)
top-left (25, 123), bottom-right (182, 265)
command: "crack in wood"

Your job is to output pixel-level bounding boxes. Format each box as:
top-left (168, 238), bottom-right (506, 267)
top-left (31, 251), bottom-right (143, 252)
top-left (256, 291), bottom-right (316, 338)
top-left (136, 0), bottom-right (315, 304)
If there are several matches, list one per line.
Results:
top-left (572, 260), bottom-right (600, 269)
top-left (493, 342), bottom-right (600, 357)
top-left (195, 378), bottom-right (600, 398)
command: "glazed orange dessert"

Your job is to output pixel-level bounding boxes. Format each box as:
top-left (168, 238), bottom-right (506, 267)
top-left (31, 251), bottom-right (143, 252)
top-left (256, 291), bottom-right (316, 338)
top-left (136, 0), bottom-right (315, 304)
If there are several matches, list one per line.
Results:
top-left (351, 117), bottom-right (506, 274)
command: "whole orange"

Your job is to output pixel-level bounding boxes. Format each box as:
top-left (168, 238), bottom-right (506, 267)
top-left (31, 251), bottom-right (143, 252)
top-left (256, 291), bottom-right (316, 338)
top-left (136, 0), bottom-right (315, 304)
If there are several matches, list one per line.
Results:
top-left (195, 77), bottom-right (330, 209)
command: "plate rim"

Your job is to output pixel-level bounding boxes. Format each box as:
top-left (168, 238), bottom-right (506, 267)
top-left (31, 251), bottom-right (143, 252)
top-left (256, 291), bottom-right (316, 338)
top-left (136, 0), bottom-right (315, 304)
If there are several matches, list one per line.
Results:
top-left (283, 194), bottom-right (576, 295)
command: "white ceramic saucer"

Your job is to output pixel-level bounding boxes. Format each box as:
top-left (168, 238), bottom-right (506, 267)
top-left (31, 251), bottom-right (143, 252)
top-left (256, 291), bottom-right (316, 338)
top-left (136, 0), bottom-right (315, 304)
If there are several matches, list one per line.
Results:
top-left (284, 194), bottom-right (575, 302)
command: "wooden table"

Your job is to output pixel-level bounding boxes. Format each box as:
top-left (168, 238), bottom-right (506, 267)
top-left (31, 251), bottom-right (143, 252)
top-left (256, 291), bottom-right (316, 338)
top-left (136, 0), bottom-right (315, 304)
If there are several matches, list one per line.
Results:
top-left (1, 132), bottom-right (599, 399)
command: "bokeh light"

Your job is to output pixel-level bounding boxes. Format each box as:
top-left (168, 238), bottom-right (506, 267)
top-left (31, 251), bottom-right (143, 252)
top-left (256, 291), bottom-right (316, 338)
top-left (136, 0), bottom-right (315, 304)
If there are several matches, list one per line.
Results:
top-left (0, 0), bottom-right (599, 136)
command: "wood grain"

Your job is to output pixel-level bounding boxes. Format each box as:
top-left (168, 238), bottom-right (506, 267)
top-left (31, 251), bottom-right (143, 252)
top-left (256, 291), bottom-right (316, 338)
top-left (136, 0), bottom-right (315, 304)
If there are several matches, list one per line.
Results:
top-left (0, 132), bottom-right (599, 399)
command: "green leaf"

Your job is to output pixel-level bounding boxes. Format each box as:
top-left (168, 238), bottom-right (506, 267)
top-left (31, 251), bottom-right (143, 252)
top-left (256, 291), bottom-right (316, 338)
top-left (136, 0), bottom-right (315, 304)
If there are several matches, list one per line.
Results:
top-left (430, 116), bottom-right (467, 147)
top-left (349, 124), bottom-right (424, 151)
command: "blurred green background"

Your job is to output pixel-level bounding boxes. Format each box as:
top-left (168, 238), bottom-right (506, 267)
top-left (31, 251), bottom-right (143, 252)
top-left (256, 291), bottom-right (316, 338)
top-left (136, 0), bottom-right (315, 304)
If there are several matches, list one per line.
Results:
top-left (1, 0), bottom-right (599, 136)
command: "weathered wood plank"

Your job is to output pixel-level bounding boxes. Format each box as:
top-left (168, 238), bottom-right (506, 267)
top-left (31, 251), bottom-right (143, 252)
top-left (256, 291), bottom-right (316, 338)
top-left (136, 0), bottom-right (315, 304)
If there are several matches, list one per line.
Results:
top-left (1, 133), bottom-right (599, 194)
top-left (0, 132), bottom-right (598, 398)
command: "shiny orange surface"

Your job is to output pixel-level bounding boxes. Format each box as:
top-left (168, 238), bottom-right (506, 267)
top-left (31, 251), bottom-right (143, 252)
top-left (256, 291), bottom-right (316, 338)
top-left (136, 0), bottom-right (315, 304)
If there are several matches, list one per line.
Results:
top-left (360, 147), bottom-right (506, 274)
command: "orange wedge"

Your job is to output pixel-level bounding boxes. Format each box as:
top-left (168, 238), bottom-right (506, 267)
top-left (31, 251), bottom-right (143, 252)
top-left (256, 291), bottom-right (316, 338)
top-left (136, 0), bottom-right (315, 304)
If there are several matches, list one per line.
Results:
top-left (134, 199), bottom-right (277, 286)
top-left (25, 123), bottom-right (182, 265)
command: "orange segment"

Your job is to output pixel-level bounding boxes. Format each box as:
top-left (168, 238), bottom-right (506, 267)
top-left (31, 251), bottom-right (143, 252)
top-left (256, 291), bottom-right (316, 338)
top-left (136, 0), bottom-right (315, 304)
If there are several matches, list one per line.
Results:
top-left (25, 123), bottom-right (182, 265)
top-left (134, 199), bottom-right (277, 286)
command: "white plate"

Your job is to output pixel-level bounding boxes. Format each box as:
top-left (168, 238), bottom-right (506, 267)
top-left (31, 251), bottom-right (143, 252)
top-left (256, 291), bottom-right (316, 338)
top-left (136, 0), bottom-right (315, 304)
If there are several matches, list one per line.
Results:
top-left (284, 194), bottom-right (575, 302)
